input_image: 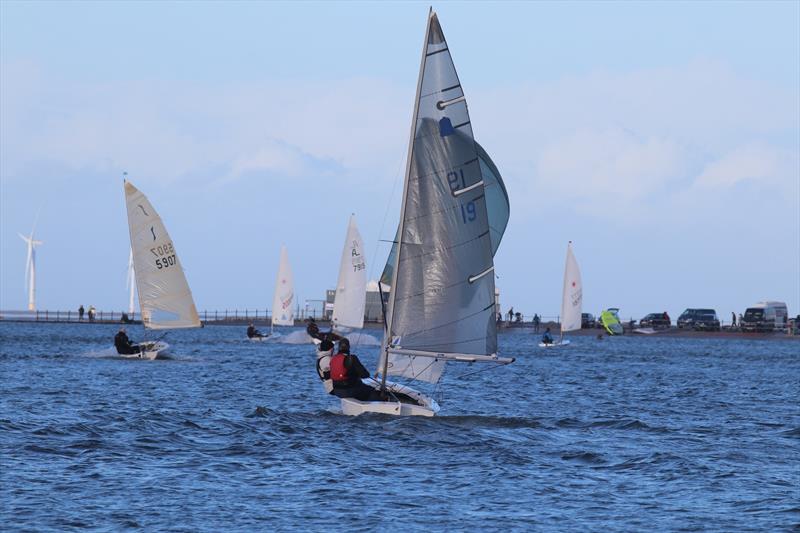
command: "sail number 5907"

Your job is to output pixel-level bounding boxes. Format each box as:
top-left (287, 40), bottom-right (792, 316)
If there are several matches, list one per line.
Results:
top-left (156, 255), bottom-right (177, 269)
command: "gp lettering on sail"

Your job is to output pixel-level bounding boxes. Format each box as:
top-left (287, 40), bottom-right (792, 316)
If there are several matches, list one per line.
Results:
top-left (150, 242), bottom-right (177, 270)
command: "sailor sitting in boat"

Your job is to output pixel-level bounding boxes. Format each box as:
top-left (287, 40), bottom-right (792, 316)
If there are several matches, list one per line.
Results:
top-left (330, 338), bottom-right (373, 401)
top-left (541, 327), bottom-right (554, 346)
top-left (247, 323), bottom-right (267, 339)
top-left (316, 339), bottom-right (335, 394)
top-left (114, 327), bottom-right (141, 355)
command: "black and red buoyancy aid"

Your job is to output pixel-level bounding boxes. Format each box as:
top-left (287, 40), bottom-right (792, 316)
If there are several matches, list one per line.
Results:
top-left (330, 353), bottom-right (350, 383)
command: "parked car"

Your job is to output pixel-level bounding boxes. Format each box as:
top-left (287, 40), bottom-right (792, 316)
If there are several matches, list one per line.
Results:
top-left (692, 311), bottom-right (720, 331)
top-left (581, 313), bottom-right (596, 328)
top-left (678, 308), bottom-right (717, 329)
top-left (741, 301), bottom-right (789, 332)
top-left (639, 312), bottom-right (671, 328)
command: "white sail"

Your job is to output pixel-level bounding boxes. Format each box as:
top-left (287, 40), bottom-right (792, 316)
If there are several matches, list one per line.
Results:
top-left (127, 248), bottom-right (136, 315)
top-left (332, 215), bottom-right (367, 330)
top-left (560, 241), bottom-right (582, 334)
top-left (271, 245), bottom-right (295, 326)
top-left (124, 180), bottom-right (200, 329)
top-left (379, 10), bottom-right (512, 386)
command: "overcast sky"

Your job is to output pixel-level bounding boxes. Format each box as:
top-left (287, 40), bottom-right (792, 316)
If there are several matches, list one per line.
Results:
top-left (1, 1), bottom-right (798, 321)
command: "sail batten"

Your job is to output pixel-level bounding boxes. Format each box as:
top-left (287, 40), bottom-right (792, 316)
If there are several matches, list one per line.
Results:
top-left (124, 181), bottom-right (200, 330)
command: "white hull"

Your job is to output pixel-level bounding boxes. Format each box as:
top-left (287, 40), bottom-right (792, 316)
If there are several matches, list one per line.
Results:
top-left (246, 335), bottom-right (272, 342)
top-left (538, 339), bottom-right (571, 348)
top-left (118, 341), bottom-right (169, 360)
top-left (338, 378), bottom-right (440, 417)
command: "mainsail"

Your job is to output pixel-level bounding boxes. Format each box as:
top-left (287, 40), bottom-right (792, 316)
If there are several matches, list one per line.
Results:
top-left (560, 242), bottom-right (582, 335)
top-left (332, 215), bottom-right (367, 330)
top-left (124, 180), bottom-right (200, 329)
top-left (271, 245), bottom-right (295, 326)
top-left (380, 141), bottom-right (509, 288)
top-left (380, 10), bottom-right (512, 385)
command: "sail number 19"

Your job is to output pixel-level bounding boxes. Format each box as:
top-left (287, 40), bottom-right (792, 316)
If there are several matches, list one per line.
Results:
top-left (447, 169), bottom-right (477, 225)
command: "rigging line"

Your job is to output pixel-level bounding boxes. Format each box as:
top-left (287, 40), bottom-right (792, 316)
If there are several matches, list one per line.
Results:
top-left (419, 84), bottom-right (462, 99)
top-left (403, 193), bottom-right (486, 224)
top-left (399, 333), bottom-right (491, 351)
top-left (407, 157), bottom-right (480, 184)
top-left (398, 307), bottom-right (495, 342)
top-left (366, 151), bottom-right (406, 285)
top-left (394, 230), bottom-right (490, 267)
top-left (453, 361), bottom-right (510, 381)
top-left (384, 354), bottom-right (439, 389)
top-left (393, 270), bottom-right (493, 304)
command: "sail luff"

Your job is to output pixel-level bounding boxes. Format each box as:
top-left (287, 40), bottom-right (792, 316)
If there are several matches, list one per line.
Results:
top-left (380, 7), bottom-right (436, 387)
top-left (127, 248), bottom-right (136, 316)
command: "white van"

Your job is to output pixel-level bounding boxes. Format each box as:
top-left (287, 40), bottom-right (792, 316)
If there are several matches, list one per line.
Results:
top-left (741, 301), bottom-right (789, 332)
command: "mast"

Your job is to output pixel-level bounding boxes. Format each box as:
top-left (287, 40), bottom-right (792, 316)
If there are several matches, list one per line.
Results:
top-left (124, 172), bottom-right (149, 330)
top-left (381, 8), bottom-right (435, 392)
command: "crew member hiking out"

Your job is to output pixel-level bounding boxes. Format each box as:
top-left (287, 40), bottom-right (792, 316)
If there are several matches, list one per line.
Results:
top-left (329, 338), bottom-right (373, 401)
top-left (306, 319), bottom-right (341, 344)
top-left (114, 327), bottom-right (141, 355)
top-left (315, 339), bottom-right (335, 394)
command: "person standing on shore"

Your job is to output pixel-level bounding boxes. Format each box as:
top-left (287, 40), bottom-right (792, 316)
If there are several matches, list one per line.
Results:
top-left (78, 305), bottom-right (84, 321)
top-left (88, 306), bottom-right (96, 322)
top-left (507, 307), bottom-right (514, 323)
top-left (731, 312), bottom-right (737, 328)
top-left (533, 314), bottom-right (540, 332)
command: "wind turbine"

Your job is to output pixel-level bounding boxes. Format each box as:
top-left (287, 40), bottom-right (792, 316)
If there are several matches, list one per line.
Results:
top-left (19, 227), bottom-right (43, 311)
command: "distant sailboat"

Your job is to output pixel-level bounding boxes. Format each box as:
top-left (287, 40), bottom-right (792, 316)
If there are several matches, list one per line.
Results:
top-left (327, 9), bottom-right (514, 417)
top-left (331, 214), bottom-right (367, 332)
top-left (19, 226), bottom-right (43, 312)
top-left (601, 309), bottom-right (623, 335)
top-left (270, 245), bottom-right (294, 336)
top-left (123, 178), bottom-right (201, 358)
top-left (540, 241), bottom-right (582, 347)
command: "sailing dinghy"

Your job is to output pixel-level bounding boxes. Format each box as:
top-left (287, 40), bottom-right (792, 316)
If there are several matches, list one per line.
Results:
top-left (540, 242), bottom-right (582, 347)
top-left (123, 179), bottom-right (201, 358)
top-left (329, 10), bottom-right (514, 416)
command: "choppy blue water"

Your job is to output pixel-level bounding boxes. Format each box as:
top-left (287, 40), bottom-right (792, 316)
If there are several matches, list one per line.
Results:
top-left (1, 322), bottom-right (798, 531)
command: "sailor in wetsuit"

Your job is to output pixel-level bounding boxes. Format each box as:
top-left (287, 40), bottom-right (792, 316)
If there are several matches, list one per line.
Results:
top-left (315, 339), bottom-right (335, 394)
top-left (329, 338), bottom-right (374, 401)
top-left (541, 327), bottom-right (554, 345)
top-left (247, 323), bottom-right (267, 339)
top-left (114, 327), bottom-right (141, 355)
top-left (306, 319), bottom-right (342, 344)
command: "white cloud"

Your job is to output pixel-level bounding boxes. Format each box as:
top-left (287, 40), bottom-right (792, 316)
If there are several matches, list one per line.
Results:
top-left (534, 126), bottom-right (687, 210)
top-left (693, 143), bottom-right (795, 190)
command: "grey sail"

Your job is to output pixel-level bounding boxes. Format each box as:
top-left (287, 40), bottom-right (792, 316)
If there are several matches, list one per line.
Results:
top-left (380, 141), bottom-right (509, 288)
top-left (382, 11), bottom-right (505, 384)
